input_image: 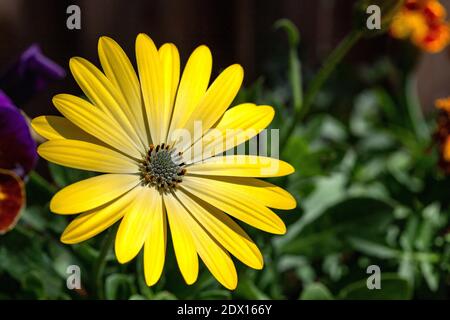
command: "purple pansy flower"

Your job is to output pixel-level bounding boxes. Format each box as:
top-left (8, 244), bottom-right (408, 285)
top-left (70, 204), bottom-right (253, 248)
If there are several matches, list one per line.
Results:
top-left (0, 44), bottom-right (66, 106)
top-left (0, 45), bottom-right (64, 234)
top-left (0, 44), bottom-right (65, 178)
top-left (0, 90), bottom-right (37, 178)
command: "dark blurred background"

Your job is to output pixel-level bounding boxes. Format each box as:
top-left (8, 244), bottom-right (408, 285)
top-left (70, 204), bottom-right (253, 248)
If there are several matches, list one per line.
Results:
top-left (1, 0), bottom-right (450, 117)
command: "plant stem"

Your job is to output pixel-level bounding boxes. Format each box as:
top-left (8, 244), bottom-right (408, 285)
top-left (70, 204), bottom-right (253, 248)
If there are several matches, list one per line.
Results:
top-left (137, 252), bottom-right (153, 299)
top-left (94, 226), bottom-right (116, 300)
top-left (275, 19), bottom-right (303, 113)
top-left (405, 74), bottom-right (429, 142)
top-left (289, 45), bottom-right (303, 113)
top-left (281, 29), bottom-right (363, 147)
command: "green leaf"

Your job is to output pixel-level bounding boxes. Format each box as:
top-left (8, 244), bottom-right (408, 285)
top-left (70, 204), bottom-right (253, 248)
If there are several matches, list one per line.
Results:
top-left (398, 252), bottom-right (416, 287)
top-left (129, 294), bottom-right (146, 300)
top-left (234, 279), bottom-right (270, 300)
top-left (20, 206), bottom-right (48, 232)
top-left (416, 203), bottom-right (445, 251)
top-left (387, 151), bottom-right (422, 192)
top-left (0, 230), bottom-right (65, 299)
top-left (197, 289), bottom-right (232, 300)
top-left (300, 283), bottom-right (334, 300)
top-left (420, 261), bottom-right (439, 292)
top-left (274, 19), bottom-right (302, 116)
top-left (275, 172), bottom-right (347, 251)
top-left (48, 241), bottom-right (82, 279)
top-left (151, 291), bottom-right (178, 300)
top-left (404, 73), bottom-right (429, 143)
top-left (347, 237), bottom-right (399, 259)
top-left (274, 19), bottom-right (299, 48)
top-left (339, 274), bottom-right (412, 300)
top-left (350, 90), bottom-right (380, 138)
top-left (105, 274), bottom-right (136, 300)
top-left (279, 196), bottom-right (394, 256)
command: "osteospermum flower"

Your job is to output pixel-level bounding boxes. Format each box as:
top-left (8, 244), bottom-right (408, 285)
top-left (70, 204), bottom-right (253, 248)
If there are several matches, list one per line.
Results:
top-left (31, 34), bottom-right (296, 289)
top-left (390, 0), bottom-right (450, 53)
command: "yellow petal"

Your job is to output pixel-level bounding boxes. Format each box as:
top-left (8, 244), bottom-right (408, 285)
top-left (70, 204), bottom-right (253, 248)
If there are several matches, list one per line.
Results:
top-left (175, 64), bottom-right (243, 151)
top-left (158, 43), bottom-right (180, 142)
top-left (187, 155), bottom-right (295, 177)
top-left (38, 140), bottom-right (138, 174)
top-left (135, 34), bottom-right (165, 145)
top-left (191, 229), bottom-right (237, 290)
top-left (172, 192), bottom-right (237, 289)
top-left (186, 104), bottom-right (274, 162)
top-left (181, 176), bottom-right (286, 234)
top-left (176, 189), bottom-right (263, 269)
top-left (115, 187), bottom-right (162, 263)
top-left (98, 36), bottom-right (148, 145)
top-left (163, 193), bottom-right (198, 285)
top-left (61, 188), bottom-right (140, 243)
top-left (31, 116), bottom-right (101, 143)
top-left (181, 177), bottom-right (286, 234)
top-left (50, 174), bottom-right (139, 214)
top-left (69, 57), bottom-right (145, 150)
top-left (53, 94), bottom-right (141, 158)
top-left (144, 202), bottom-right (167, 286)
top-left (168, 45), bottom-right (212, 141)
top-left (185, 176), bottom-right (296, 210)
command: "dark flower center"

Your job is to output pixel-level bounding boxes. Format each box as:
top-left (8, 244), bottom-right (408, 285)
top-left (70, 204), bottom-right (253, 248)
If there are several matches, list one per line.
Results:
top-left (139, 143), bottom-right (186, 192)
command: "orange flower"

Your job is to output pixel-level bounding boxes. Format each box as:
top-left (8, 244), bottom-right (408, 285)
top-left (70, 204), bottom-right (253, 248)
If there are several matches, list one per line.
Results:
top-left (435, 96), bottom-right (450, 112)
top-left (390, 0), bottom-right (450, 53)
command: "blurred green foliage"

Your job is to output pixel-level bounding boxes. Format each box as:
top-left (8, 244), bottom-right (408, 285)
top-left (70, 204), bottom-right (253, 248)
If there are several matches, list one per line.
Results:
top-left (1, 16), bottom-right (450, 300)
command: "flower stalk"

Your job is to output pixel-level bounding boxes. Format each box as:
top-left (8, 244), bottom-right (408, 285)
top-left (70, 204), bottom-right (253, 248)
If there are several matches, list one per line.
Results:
top-left (93, 225), bottom-right (116, 300)
top-left (405, 74), bottom-right (429, 142)
top-left (282, 29), bottom-right (363, 147)
top-left (275, 19), bottom-right (303, 113)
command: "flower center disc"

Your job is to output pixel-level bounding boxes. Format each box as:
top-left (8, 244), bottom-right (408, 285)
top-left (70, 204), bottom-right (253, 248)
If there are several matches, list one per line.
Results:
top-left (139, 143), bottom-right (186, 192)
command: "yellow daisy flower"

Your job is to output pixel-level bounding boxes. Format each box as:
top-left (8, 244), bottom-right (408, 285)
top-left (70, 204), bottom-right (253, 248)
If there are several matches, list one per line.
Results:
top-left (31, 34), bottom-right (296, 290)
